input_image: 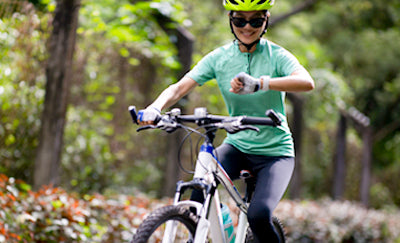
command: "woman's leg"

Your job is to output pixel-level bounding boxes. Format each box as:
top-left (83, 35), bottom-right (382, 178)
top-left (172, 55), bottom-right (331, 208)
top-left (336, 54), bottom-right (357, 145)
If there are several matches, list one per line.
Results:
top-left (215, 143), bottom-right (248, 179)
top-left (247, 156), bottom-right (295, 243)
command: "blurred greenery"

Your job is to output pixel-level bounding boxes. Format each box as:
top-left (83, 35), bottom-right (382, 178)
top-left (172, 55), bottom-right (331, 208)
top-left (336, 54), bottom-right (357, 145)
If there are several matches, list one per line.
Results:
top-left (0, 0), bottom-right (399, 210)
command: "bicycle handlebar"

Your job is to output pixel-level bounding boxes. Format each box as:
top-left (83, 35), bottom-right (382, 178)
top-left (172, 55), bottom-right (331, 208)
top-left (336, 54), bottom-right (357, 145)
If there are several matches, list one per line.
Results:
top-left (128, 106), bottom-right (282, 133)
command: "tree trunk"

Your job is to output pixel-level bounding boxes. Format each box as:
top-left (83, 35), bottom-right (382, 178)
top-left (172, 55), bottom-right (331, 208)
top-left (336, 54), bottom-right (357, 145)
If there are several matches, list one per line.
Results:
top-left (33, 0), bottom-right (80, 190)
top-left (287, 93), bottom-right (304, 199)
top-left (333, 113), bottom-right (347, 200)
top-left (360, 127), bottom-right (372, 206)
top-left (339, 107), bottom-right (371, 206)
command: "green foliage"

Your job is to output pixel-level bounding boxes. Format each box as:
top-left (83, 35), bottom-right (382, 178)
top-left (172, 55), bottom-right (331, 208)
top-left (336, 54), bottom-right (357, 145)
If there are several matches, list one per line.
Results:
top-left (309, 0), bottom-right (400, 125)
top-left (62, 106), bottom-right (116, 194)
top-left (299, 70), bottom-right (352, 198)
top-left (63, 0), bottom-right (188, 195)
top-left (79, 0), bottom-right (183, 71)
top-left (180, 0), bottom-right (229, 55)
top-left (0, 81), bottom-right (43, 182)
top-left (57, 0), bottom-right (191, 195)
top-left (0, 0), bottom-right (188, 196)
top-left (0, 7), bottom-right (49, 183)
top-left (305, 0), bottom-right (400, 205)
top-left (1, 0), bottom-right (400, 208)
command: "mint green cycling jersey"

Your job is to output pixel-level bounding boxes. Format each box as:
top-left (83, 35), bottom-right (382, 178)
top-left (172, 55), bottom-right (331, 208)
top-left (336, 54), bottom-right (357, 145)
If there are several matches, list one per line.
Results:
top-left (186, 39), bottom-right (304, 157)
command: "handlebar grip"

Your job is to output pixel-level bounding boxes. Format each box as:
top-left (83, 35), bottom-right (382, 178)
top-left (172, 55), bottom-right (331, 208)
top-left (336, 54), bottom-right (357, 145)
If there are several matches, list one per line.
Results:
top-left (241, 110), bottom-right (282, 127)
top-left (129, 106), bottom-right (138, 124)
top-left (241, 116), bottom-right (275, 126)
top-left (265, 109), bottom-right (282, 126)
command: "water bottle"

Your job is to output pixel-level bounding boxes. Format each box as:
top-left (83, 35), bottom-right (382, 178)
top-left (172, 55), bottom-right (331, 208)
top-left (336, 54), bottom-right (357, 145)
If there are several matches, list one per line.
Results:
top-left (221, 203), bottom-right (235, 243)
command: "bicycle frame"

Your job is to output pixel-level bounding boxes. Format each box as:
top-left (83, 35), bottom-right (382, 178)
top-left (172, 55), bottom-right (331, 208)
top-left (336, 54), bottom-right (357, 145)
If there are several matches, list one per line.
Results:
top-left (129, 106), bottom-right (285, 243)
top-left (165, 140), bottom-right (251, 243)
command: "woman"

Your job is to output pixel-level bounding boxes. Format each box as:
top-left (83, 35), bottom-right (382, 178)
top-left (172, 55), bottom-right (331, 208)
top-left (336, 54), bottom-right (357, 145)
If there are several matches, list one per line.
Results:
top-left (138, 0), bottom-right (314, 242)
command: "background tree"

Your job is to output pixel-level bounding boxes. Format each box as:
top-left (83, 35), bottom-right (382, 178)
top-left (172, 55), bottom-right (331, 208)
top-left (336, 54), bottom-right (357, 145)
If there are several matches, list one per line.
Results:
top-left (34, 0), bottom-right (81, 189)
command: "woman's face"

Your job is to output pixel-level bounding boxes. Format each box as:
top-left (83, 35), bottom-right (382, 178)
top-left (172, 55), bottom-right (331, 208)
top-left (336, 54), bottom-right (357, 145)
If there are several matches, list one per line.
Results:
top-left (230, 11), bottom-right (268, 45)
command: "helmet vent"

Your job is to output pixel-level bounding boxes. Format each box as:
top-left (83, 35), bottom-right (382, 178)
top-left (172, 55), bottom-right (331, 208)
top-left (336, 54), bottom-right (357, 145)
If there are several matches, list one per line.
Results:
top-left (224, 0), bottom-right (274, 10)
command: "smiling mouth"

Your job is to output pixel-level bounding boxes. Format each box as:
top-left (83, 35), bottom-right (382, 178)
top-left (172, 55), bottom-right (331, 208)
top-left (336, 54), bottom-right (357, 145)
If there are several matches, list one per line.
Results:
top-left (241, 31), bottom-right (256, 38)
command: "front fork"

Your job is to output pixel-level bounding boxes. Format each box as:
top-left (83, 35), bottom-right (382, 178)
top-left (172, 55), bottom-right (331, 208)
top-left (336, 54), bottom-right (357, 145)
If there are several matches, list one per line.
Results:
top-left (166, 185), bottom-right (225, 243)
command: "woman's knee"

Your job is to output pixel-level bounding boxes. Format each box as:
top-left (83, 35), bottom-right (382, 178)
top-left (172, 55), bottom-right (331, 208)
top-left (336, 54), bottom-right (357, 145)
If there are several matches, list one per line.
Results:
top-left (247, 202), bottom-right (272, 224)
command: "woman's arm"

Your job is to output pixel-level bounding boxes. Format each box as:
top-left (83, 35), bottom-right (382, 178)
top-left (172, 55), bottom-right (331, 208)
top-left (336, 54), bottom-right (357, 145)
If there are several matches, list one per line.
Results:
top-left (148, 76), bottom-right (199, 111)
top-left (268, 67), bottom-right (314, 92)
top-left (230, 67), bottom-right (314, 94)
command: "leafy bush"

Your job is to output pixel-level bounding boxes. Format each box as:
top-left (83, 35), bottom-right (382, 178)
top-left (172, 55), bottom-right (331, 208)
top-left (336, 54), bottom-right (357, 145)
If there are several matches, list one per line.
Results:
top-left (1, 174), bottom-right (400, 242)
top-left (0, 174), bottom-right (168, 242)
top-left (274, 200), bottom-right (400, 243)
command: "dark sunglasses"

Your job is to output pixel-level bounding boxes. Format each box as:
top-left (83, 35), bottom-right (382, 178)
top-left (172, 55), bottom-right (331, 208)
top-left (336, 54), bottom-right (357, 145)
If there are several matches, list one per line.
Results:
top-left (230, 17), bottom-right (266, 28)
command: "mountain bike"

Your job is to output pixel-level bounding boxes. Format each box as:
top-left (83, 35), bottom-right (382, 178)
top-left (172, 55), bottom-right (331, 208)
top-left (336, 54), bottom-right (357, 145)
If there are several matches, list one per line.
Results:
top-left (129, 106), bottom-right (286, 243)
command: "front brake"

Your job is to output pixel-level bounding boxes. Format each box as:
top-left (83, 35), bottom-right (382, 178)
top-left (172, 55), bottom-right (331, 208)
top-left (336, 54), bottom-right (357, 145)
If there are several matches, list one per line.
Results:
top-left (240, 125), bottom-right (259, 132)
top-left (223, 124), bottom-right (259, 134)
top-left (137, 125), bottom-right (156, 132)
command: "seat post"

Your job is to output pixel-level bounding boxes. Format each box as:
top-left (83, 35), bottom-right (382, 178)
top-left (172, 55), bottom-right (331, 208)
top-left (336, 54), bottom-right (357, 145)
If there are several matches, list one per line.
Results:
top-left (240, 170), bottom-right (256, 203)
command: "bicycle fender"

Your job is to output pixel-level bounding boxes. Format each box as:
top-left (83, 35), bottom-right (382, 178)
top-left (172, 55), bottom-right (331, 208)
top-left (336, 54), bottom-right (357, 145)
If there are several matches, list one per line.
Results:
top-left (175, 201), bottom-right (204, 214)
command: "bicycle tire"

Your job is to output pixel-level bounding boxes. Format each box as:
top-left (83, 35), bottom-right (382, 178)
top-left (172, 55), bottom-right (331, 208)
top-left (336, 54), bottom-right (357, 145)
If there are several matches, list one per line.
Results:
top-left (272, 216), bottom-right (286, 243)
top-left (245, 216), bottom-right (286, 243)
top-left (131, 205), bottom-right (199, 243)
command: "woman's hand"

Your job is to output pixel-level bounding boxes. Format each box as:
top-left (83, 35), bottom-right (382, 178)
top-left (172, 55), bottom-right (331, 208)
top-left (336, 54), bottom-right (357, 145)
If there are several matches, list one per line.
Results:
top-left (137, 107), bottom-right (161, 125)
top-left (229, 76), bottom-right (245, 93)
top-left (230, 72), bottom-right (267, 94)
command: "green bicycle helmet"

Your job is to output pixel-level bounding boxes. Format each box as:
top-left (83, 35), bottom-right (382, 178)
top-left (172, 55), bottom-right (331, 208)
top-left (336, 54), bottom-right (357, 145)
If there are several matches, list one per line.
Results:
top-left (223, 0), bottom-right (275, 11)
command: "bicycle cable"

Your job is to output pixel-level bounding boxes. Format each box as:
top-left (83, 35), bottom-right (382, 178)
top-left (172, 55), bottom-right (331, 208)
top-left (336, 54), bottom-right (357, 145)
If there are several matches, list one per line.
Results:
top-left (177, 124), bottom-right (219, 175)
top-left (177, 124), bottom-right (207, 174)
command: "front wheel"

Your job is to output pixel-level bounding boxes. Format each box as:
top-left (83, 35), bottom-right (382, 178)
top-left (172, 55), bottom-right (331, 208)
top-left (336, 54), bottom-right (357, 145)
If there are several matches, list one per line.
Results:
top-left (245, 216), bottom-right (286, 243)
top-left (131, 205), bottom-right (198, 243)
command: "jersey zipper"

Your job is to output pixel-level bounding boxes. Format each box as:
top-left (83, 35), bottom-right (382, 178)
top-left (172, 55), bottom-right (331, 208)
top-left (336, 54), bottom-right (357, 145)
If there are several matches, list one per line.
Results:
top-left (247, 53), bottom-right (253, 75)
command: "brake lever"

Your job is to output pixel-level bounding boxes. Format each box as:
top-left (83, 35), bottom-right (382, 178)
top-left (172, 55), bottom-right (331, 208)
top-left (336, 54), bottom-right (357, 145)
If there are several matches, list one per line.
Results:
top-left (223, 124), bottom-right (260, 134)
top-left (136, 121), bottom-right (180, 133)
top-left (241, 125), bottom-right (260, 132)
top-left (137, 125), bottom-right (156, 132)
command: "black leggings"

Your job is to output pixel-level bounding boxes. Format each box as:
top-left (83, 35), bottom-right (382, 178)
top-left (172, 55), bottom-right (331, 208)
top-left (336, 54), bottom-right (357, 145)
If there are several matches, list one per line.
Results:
top-left (215, 143), bottom-right (294, 243)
